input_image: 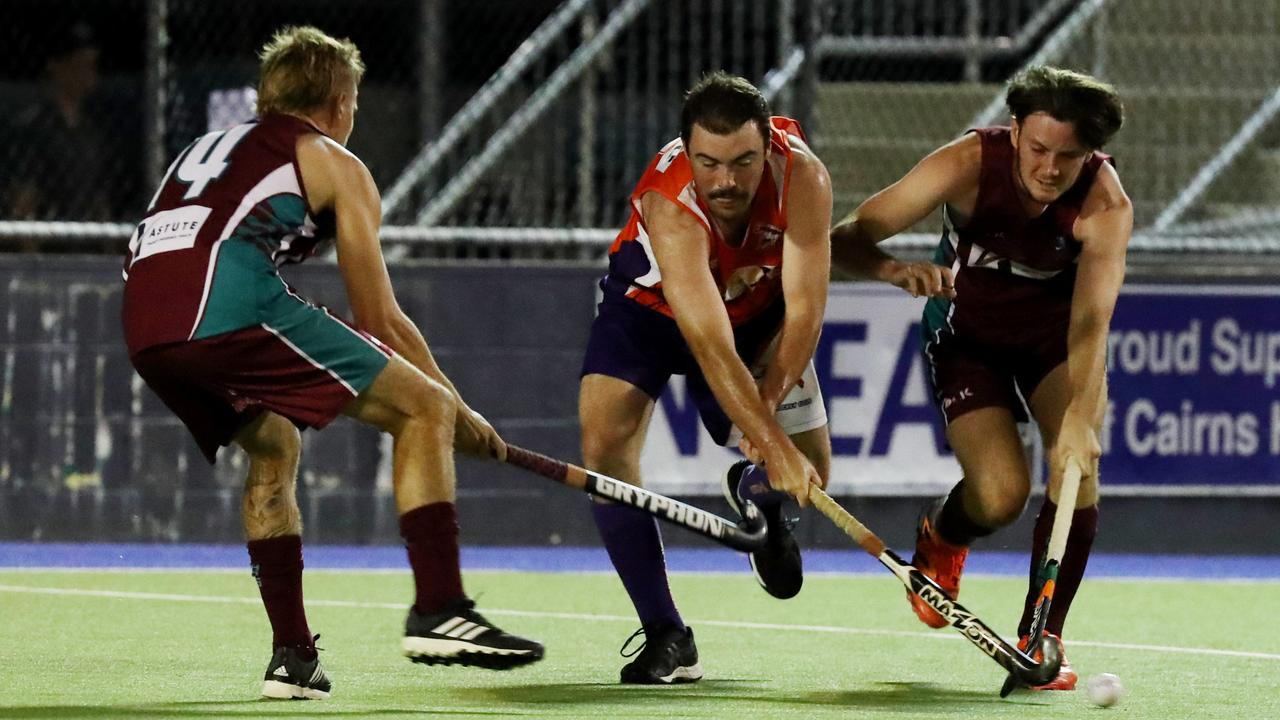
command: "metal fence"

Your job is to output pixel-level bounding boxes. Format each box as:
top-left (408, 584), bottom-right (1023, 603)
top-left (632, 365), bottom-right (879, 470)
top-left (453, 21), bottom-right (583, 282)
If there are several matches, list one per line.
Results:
top-left (815, 0), bottom-right (1280, 246)
top-left (0, 0), bottom-right (567, 227)
top-left (0, 0), bottom-right (806, 247)
top-left (1, 0), bottom-right (1278, 257)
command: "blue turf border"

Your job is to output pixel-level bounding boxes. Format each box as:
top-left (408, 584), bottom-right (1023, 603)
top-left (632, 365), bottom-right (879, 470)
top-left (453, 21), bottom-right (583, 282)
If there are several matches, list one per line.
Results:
top-left (0, 542), bottom-right (1277, 579)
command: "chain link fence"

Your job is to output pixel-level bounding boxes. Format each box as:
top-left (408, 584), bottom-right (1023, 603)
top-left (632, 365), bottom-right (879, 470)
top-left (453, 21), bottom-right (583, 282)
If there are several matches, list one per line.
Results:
top-left (0, 0), bottom-right (566, 238)
top-left (814, 0), bottom-right (1280, 247)
top-left (380, 0), bottom-right (806, 261)
top-left (1055, 0), bottom-right (1280, 237)
top-left (1, 0), bottom-right (807, 260)
top-left (2, 0), bottom-right (1278, 256)
top-left (1, 0), bottom-right (147, 227)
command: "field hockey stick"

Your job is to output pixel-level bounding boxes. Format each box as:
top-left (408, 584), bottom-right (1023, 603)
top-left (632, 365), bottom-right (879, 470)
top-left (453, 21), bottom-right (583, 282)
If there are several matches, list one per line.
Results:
top-left (998, 456), bottom-right (1084, 697)
top-left (503, 444), bottom-right (768, 552)
top-left (806, 485), bottom-right (1061, 690)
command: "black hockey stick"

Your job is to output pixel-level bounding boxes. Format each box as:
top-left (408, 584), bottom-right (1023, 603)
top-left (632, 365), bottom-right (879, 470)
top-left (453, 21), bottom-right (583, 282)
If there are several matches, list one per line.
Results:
top-left (808, 485), bottom-right (1061, 690)
top-left (504, 445), bottom-right (768, 552)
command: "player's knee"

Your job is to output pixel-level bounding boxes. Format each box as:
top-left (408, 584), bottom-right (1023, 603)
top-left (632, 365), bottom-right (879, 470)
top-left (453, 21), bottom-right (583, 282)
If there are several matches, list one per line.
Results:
top-left (243, 414), bottom-right (301, 464)
top-left (581, 418), bottom-right (636, 459)
top-left (977, 489), bottom-right (1028, 528)
top-left (395, 377), bottom-right (456, 437)
top-left (580, 430), bottom-right (616, 468)
top-left (580, 427), bottom-right (641, 479)
top-left (376, 376), bottom-right (458, 443)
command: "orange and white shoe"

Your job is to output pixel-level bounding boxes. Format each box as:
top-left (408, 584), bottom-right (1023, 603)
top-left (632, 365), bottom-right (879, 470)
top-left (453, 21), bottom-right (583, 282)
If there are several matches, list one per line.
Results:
top-left (906, 510), bottom-right (969, 628)
top-left (1018, 632), bottom-right (1078, 691)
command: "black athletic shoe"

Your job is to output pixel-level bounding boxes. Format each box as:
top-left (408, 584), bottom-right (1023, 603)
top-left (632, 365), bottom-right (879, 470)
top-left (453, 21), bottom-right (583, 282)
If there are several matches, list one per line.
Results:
top-left (261, 638), bottom-right (331, 700)
top-left (723, 459), bottom-right (803, 599)
top-left (619, 625), bottom-right (703, 684)
top-left (403, 598), bottom-right (545, 670)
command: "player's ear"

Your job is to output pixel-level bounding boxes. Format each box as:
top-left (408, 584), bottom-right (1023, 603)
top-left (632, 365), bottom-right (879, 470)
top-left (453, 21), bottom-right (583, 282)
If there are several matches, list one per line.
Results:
top-left (1009, 118), bottom-right (1021, 147)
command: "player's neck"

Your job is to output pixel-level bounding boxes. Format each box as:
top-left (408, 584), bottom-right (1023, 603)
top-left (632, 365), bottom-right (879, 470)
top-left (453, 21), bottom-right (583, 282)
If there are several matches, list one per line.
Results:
top-left (711, 215), bottom-right (750, 247)
top-left (1018, 194), bottom-right (1050, 218)
top-left (284, 111), bottom-right (327, 135)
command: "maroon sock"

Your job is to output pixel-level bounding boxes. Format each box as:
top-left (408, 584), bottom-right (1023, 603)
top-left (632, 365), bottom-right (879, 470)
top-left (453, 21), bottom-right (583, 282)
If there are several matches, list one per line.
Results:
top-left (1017, 500), bottom-right (1100, 638)
top-left (247, 535), bottom-right (314, 657)
top-left (399, 502), bottom-right (465, 614)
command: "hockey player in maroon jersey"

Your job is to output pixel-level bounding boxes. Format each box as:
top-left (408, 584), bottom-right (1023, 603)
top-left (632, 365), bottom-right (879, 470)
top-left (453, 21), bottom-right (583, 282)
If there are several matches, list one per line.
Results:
top-left (831, 65), bottom-right (1130, 691)
top-left (122, 26), bottom-right (542, 699)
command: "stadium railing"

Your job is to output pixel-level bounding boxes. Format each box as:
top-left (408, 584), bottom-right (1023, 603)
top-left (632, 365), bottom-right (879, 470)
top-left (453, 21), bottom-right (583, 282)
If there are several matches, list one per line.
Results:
top-left (0, 0), bottom-right (1276, 261)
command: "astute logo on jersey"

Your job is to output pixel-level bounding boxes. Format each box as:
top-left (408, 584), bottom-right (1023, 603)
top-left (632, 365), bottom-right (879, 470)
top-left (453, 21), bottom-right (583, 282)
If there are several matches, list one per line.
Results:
top-left (129, 205), bottom-right (213, 265)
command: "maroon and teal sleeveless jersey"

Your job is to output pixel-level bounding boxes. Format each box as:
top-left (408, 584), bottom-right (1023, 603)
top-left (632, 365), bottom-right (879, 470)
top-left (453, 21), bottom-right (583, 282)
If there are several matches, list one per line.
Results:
top-left (122, 114), bottom-right (334, 357)
top-left (603, 116), bottom-right (805, 327)
top-left (922, 126), bottom-right (1115, 345)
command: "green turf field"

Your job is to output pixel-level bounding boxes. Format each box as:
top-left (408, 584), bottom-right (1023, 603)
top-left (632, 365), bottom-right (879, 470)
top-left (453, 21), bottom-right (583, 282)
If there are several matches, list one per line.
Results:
top-left (1, 569), bottom-right (1276, 719)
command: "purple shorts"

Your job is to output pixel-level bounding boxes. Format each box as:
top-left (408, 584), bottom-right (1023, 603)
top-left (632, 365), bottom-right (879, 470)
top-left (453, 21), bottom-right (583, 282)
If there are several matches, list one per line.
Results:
top-left (580, 291), bottom-right (784, 445)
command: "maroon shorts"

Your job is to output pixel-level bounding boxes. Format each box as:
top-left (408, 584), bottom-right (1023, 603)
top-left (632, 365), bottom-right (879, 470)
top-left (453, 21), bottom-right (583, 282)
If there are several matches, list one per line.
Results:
top-left (131, 323), bottom-right (392, 463)
top-left (923, 326), bottom-right (1067, 426)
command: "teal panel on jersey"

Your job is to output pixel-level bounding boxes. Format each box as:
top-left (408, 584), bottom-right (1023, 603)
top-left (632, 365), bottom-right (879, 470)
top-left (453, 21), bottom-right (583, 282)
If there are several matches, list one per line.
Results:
top-left (235, 194), bottom-right (308, 255)
top-left (191, 239), bottom-right (277, 340)
top-left (192, 194), bottom-right (312, 340)
top-left (921, 232), bottom-right (956, 342)
top-left (922, 296), bottom-right (952, 342)
top-left (259, 288), bottom-right (390, 394)
top-left (192, 189), bottom-right (387, 392)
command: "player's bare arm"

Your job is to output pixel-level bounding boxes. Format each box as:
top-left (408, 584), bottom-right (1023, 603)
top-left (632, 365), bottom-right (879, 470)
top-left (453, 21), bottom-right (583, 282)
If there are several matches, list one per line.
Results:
top-left (642, 190), bottom-right (820, 503)
top-left (831, 133), bottom-right (982, 298)
top-left (297, 134), bottom-right (504, 460)
top-left (756, 140), bottom-right (832, 410)
top-left (1057, 162), bottom-right (1132, 478)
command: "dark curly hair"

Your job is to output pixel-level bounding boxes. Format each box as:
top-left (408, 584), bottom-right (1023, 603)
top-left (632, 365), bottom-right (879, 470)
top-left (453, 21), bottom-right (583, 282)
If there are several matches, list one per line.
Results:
top-left (680, 71), bottom-right (771, 149)
top-left (1006, 65), bottom-right (1124, 149)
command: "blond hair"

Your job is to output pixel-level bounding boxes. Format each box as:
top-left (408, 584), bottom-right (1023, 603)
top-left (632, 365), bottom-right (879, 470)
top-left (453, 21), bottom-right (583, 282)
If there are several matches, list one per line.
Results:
top-left (256, 26), bottom-right (365, 116)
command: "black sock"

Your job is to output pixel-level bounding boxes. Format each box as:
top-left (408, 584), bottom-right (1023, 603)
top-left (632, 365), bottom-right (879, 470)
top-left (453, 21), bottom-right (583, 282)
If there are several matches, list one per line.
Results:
top-left (934, 479), bottom-right (998, 547)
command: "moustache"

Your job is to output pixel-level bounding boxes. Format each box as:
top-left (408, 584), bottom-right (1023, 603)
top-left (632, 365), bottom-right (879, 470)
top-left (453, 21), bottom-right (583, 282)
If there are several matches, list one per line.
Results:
top-left (708, 189), bottom-right (746, 201)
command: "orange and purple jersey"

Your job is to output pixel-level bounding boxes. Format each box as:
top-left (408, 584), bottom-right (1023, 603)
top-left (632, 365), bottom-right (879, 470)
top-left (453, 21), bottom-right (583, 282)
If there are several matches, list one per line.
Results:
top-left (601, 116), bottom-right (806, 327)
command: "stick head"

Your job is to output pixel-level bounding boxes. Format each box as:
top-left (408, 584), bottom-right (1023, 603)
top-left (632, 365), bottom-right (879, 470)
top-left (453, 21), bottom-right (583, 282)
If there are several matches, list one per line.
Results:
top-left (1000, 635), bottom-right (1063, 696)
top-left (1026, 634), bottom-right (1063, 685)
top-left (733, 498), bottom-right (768, 551)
